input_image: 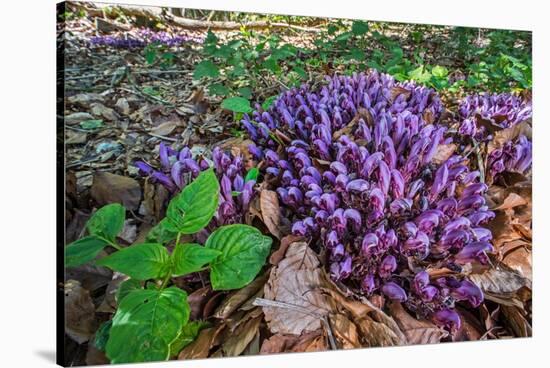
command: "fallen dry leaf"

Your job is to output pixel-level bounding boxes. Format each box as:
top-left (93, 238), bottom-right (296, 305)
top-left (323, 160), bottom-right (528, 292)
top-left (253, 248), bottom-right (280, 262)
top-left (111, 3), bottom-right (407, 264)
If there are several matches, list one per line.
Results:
top-left (488, 120), bottom-right (532, 154)
top-left (269, 234), bottom-right (304, 266)
top-left (178, 324), bottom-right (226, 360)
top-left (329, 314), bottom-right (361, 349)
top-left (65, 112), bottom-right (95, 125)
top-left (114, 97), bottom-right (130, 115)
top-left (469, 267), bottom-right (530, 296)
top-left (90, 102), bottom-right (119, 121)
top-left (389, 302), bottom-right (447, 345)
top-left (431, 143), bottom-right (457, 165)
top-left (492, 192), bottom-right (528, 211)
top-left (65, 280), bottom-right (97, 344)
top-left (260, 190), bottom-right (282, 239)
top-left (501, 305), bottom-right (531, 337)
top-left (151, 120), bottom-right (179, 136)
top-left (260, 330), bottom-right (326, 354)
top-left (222, 314), bottom-right (263, 357)
top-left (263, 242), bottom-right (336, 335)
top-left (214, 272), bottom-right (269, 320)
top-left (91, 172), bottom-right (142, 211)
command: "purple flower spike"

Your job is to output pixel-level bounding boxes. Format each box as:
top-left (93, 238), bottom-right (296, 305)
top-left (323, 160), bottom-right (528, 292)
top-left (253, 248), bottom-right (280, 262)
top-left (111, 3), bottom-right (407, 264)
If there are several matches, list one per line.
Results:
top-left (454, 241), bottom-right (494, 264)
top-left (432, 309), bottom-right (461, 332)
top-left (451, 280), bottom-right (484, 307)
top-left (135, 161), bottom-right (153, 175)
top-left (382, 282), bottom-right (408, 302)
top-left (379, 255), bottom-right (397, 278)
top-left (159, 142), bottom-right (171, 170)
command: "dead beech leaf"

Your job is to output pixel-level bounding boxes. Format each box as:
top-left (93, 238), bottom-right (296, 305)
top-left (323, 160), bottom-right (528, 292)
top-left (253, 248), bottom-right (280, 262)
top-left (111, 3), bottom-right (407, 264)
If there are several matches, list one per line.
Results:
top-left (333, 108), bottom-right (373, 139)
top-left (222, 315), bottom-right (263, 357)
top-left (68, 93), bottom-right (104, 108)
top-left (390, 86), bottom-right (411, 103)
top-left (431, 143), bottom-right (457, 165)
top-left (322, 280), bottom-right (405, 346)
top-left (488, 120), bottom-right (532, 154)
top-left (66, 130), bottom-right (88, 144)
top-left (114, 97), bottom-right (130, 115)
top-left (65, 280), bottom-right (96, 344)
top-left (469, 268), bottom-right (530, 295)
top-left (492, 192), bottom-right (527, 211)
top-left (260, 330), bottom-right (326, 354)
top-left (188, 286), bottom-right (215, 320)
top-left (501, 305), bottom-right (531, 337)
top-left (178, 324), bottom-right (226, 360)
top-left (151, 120), bottom-right (178, 136)
top-left (329, 314), bottom-right (361, 349)
top-left (389, 302), bottom-right (447, 345)
top-left (90, 102), bottom-right (119, 121)
top-left (269, 234), bottom-right (304, 266)
top-left (503, 247), bottom-right (532, 282)
top-left (96, 272), bottom-right (129, 313)
top-left (263, 242), bottom-right (336, 335)
top-left (214, 272), bottom-right (269, 320)
top-left (260, 190), bottom-right (282, 239)
top-left (91, 172), bottom-right (142, 211)
top-left (65, 112), bottom-right (95, 125)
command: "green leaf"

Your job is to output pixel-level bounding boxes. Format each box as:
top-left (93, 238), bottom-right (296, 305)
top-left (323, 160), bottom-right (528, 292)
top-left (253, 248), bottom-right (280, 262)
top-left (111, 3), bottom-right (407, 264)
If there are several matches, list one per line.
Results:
top-left (105, 287), bottom-right (190, 363)
top-left (208, 83), bottom-right (230, 96)
top-left (94, 320), bottom-right (112, 351)
top-left (116, 279), bottom-right (142, 303)
top-left (431, 65), bottom-right (449, 78)
top-left (351, 21), bottom-right (369, 36)
top-left (87, 203), bottom-right (125, 243)
top-left (221, 97), bottom-right (253, 114)
top-left (79, 119), bottom-right (104, 130)
top-left (166, 169), bottom-right (219, 234)
top-left (193, 60), bottom-right (220, 79)
top-left (96, 243), bottom-right (170, 281)
top-left (206, 224), bottom-right (272, 290)
top-left (244, 167), bottom-right (259, 182)
top-left (65, 236), bottom-right (109, 267)
top-left (145, 46), bottom-right (157, 65)
top-left (146, 218), bottom-right (178, 244)
top-left (171, 243), bottom-right (221, 277)
top-left (169, 321), bottom-right (209, 358)
top-left (238, 87), bottom-right (253, 99)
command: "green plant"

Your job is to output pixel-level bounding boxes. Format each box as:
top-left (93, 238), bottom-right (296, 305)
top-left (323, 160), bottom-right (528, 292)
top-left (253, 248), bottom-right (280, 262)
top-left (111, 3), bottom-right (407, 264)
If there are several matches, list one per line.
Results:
top-left (65, 169), bottom-right (272, 363)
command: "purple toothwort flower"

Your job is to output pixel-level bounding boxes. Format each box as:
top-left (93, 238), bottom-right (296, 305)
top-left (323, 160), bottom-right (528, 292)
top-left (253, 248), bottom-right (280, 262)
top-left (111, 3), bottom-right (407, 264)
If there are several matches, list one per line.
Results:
top-left (241, 71), bottom-right (495, 333)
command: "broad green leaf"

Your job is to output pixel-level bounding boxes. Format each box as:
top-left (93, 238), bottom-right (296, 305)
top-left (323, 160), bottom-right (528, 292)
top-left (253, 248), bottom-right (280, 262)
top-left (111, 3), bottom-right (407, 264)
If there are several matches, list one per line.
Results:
top-left (166, 169), bottom-right (220, 234)
top-left (244, 167), bottom-right (259, 182)
top-left (171, 243), bottom-right (221, 277)
top-left (86, 203), bottom-right (125, 243)
top-left (208, 83), bottom-right (230, 97)
top-left (106, 287), bottom-right (189, 363)
top-left (351, 21), bottom-right (369, 36)
top-left (146, 218), bottom-right (178, 244)
top-left (193, 60), bottom-right (220, 80)
top-left (116, 279), bottom-right (142, 303)
top-left (221, 97), bottom-right (253, 114)
top-left (206, 224), bottom-right (272, 290)
top-left (431, 65), bottom-right (449, 78)
top-left (238, 87), bottom-right (253, 99)
top-left (169, 321), bottom-right (209, 357)
top-left (79, 119), bottom-right (104, 130)
top-left (96, 243), bottom-right (170, 280)
top-left (261, 96), bottom-right (278, 110)
top-left (65, 236), bottom-right (109, 267)
top-left (94, 320), bottom-right (112, 351)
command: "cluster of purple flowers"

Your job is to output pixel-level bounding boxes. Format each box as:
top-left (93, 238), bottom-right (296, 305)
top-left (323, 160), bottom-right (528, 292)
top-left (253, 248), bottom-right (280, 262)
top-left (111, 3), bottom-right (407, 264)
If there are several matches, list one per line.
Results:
top-left (89, 28), bottom-right (204, 48)
top-left (457, 93), bottom-right (532, 181)
top-left (135, 143), bottom-right (255, 227)
top-left (458, 92), bottom-right (532, 141)
top-left (487, 134), bottom-right (532, 180)
top-left (242, 71), bottom-right (495, 332)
